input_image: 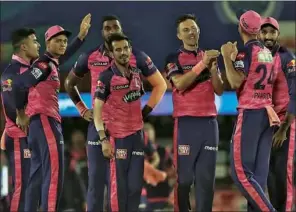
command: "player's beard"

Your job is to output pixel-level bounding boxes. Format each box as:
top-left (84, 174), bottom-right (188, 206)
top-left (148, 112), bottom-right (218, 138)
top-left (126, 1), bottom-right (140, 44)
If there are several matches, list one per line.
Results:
top-left (117, 55), bottom-right (129, 66)
top-left (263, 39), bottom-right (277, 50)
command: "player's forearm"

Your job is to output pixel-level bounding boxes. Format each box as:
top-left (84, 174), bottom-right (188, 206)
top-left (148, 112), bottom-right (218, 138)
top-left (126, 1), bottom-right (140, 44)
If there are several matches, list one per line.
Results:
top-left (211, 71), bottom-right (224, 96)
top-left (173, 61), bottom-right (206, 91)
top-left (93, 99), bottom-right (106, 139)
top-left (59, 37), bottom-right (84, 65)
top-left (150, 152), bottom-right (160, 168)
top-left (223, 57), bottom-right (244, 89)
top-left (64, 76), bottom-right (84, 105)
top-left (279, 113), bottom-right (295, 132)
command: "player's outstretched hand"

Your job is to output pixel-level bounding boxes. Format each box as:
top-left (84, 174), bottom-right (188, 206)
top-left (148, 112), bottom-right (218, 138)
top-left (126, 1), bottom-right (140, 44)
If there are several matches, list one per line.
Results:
top-left (78, 13), bottom-right (91, 40)
top-left (203, 50), bottom-right (220, 67)
top-left (272, 128), bottom-right (287, 148)
top-left (102, 140), bottom-right (114, 159)
top-left (16, 113), bottom-right (29, 134)
top-left (83, 109), bottom-right (93, 122)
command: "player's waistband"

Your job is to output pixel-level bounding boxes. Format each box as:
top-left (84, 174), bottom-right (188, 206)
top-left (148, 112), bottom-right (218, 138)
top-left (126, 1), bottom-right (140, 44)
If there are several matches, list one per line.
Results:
top-left (174, 115), bottom-right (217, 120)
top-left (147, 197), bottom-right (170, 203)
top-left (30, 113), bottom-right (61, 123)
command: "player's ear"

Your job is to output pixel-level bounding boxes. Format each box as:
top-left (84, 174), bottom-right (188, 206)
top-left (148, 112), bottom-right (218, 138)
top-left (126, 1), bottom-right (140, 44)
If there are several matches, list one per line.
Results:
top-left (177, 32), bottom-right (182, 41)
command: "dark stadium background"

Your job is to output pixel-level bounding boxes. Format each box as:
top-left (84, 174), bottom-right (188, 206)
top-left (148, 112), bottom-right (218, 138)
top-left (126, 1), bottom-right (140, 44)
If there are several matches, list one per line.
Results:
top-left (0, 1), bottom-right (295, 211)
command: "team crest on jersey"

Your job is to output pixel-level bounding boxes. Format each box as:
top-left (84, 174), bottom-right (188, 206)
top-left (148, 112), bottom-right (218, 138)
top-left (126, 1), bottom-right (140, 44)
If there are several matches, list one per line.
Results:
top-left (234, 60), bottom-right (244, 69)
top-left (258, 51), bottom-right (273, 63)
top-left (116, 149), bottom-right (127, 159)
top-left (178, 145), bottom-right (190, 155)
top-left (24, 149), bottom-right (31, 158)
top-left (1, 79), bottom-right (12, 91)
top-left (122, 90), bottom-right (142, 103)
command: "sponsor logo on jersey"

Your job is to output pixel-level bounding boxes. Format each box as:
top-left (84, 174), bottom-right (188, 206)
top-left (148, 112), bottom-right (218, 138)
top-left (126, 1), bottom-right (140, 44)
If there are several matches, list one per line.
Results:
top-left (122, 90), bottom-right (142, 103)
top-left (31, 67), bottom-right (43, 79)
top-left (258, 51), bottom-right (273, 63)
top-left (112, 84), bottom-right (129, 90)
top-left (24, 149), bottom-right (31, 158)
top-left (90, 61), bottom-right (109, 67)
top-left (116, 149), bottom-right (127, 159)
top-left (178, 145), bottom-right (190, 155)
top-left (1, 79), bottom-right (12, 91)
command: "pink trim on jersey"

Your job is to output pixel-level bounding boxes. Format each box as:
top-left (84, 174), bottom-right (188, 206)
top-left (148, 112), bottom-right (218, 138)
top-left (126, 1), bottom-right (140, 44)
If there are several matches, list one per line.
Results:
top-left (286, 119), bottom-right (296, 211)
top-left (233, 112), bottom-right (270, 211)
top-left (12, 54), bottom-right (30, 66)
top-left (20, 66), bottom-right (28, 74)
top-left (10, 138), bottom-right (22, 212)
top-left (40, 115), bottom-right (59, 211)
top-left (109, 137), bottom-right (119, 212)
top-left (173, 118), bottom-right (179, 211)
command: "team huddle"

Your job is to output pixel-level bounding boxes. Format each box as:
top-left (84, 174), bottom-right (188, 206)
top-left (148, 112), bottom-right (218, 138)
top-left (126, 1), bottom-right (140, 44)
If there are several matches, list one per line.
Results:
top-left (0, 8), bottom-right (295, 212)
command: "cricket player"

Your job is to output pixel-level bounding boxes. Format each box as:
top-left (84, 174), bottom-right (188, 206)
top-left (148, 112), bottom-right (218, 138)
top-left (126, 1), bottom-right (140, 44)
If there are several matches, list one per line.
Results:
top-left (0, 28), bottom-right (40, 212)
top-left (93, 33), bottom-right (167, 212)
top-left (221, 10), bottom-right (279, 211)
top-left (164, 14), bottom-right (223, 212)
top-left (64, 15), bottom-right (122, 212)
top-left (12, 14), bottom-right (91, 212)
top-left (258, 17), bottom-right (296, 212)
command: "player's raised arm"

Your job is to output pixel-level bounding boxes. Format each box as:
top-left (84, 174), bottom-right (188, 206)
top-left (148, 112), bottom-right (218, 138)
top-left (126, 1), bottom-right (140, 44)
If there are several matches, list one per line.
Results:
top-left (64, 53), bottom-right (92, 121)
top-left (59, 13), bottom-right (91, 65)
top-left (134, 50), bottom-right (167, 118)
top-left (222, 42), bottom-right (246, 89)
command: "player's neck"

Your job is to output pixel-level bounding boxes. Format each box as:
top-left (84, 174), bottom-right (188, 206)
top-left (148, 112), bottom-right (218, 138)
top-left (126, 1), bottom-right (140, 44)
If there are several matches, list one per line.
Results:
top-left (14, 52), bottom-right (31, 64)
top-left (183, 44), bottom-right (198, 51)
top-left (115, 61), bottom-right (129, 75)
top-left (243, 36), bottom-right (257, 45)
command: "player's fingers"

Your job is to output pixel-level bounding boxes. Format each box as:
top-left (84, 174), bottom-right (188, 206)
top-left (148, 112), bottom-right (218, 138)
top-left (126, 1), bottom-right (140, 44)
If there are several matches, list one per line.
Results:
top-left (233, 41), bottom-right (237, 46)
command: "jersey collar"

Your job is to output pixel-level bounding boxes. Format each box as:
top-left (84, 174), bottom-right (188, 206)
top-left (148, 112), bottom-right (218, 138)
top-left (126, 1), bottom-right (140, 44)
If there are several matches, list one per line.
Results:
top-left (12, 54), bottom-right (30, 66)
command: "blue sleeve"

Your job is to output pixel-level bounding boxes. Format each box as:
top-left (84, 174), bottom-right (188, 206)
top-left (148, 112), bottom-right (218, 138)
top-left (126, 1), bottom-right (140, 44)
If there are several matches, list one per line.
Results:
top-left (164, 53), bottom-right (183, 80)
top-left (94, 70), bottom-right (112, 101)
top-left (135, 50), bottom-right (158, 77)
top-left (233, 47), bottom-right (251, 75)
top-left (59, 37), bottom-right (84, 65)
top-left (71, 53), bottom-right (90, 78)
top-left (283, 52), bottom-right (296, 115)
top-left (13, 61), bottom-right (51, 110)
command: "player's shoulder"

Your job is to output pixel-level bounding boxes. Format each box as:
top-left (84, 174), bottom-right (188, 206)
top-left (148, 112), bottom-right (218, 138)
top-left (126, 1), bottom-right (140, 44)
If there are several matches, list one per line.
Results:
top-left (132, 48), bottom-right (149, 59)
top-left (278, 46), bottom-right (295, 59)
top-left (165, 50), bottom-right (181, 63)
top-left (32, 55), bottom-right (51, 70)
top-left (99, 67), bottom-right (114, 81)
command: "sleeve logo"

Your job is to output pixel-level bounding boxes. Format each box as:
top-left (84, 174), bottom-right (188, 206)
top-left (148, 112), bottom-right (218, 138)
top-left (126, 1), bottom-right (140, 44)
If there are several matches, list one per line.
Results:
top-left (166, 63), bottom-right (178, 75)
top-left (287, 59), bottom-right (296, 74)
top-left (145, 56), bottom-right (154, 70)
top-left (95, 80), bottom-right (105, 93)
top-left (234, 60), bottom-right (244, 69)
top-left (31, 68), bottom-right (43, 79)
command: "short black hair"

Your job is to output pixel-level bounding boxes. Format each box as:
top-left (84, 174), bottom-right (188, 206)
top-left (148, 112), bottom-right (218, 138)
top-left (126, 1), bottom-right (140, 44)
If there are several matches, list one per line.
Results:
top-left (11, 28), bottom-right (36, 52)
top-left (101, 15), bottom-right (121, 26)
top-left (107, 33), bottom-right (131, 51)
top-left (176, 14), bottom-right (197, 28)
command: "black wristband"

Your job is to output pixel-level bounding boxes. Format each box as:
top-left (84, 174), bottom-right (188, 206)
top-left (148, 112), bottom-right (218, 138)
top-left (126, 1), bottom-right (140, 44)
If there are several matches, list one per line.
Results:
top-left (142, 105), bottom-right (153, 119)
